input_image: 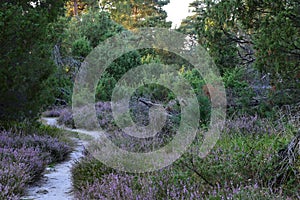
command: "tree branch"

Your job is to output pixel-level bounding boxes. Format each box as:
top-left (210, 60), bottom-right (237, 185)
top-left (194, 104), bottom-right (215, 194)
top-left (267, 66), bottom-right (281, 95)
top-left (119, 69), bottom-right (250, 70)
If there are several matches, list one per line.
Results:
top-left (182, 157), bottom-right (215, 187)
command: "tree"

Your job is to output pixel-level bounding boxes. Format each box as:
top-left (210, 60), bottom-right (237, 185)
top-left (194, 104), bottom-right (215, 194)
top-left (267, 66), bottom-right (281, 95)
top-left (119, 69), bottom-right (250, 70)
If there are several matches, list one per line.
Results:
top-left (181, 0), bottom-right (300, 105)
top-left (100, 0), bottom-right (172, 29)
top-left (65, 0), bottom-right (88, 17)
top-left (53, 10), bottom-right (142, 102)
top-left (0, 1), bottom-right (66, 121)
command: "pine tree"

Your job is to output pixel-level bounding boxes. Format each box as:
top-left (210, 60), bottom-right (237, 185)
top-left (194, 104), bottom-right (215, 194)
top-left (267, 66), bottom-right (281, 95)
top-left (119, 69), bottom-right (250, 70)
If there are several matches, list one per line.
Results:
top-left (181, 0), bottom-right (300, 105)
top-left (0, 0), bottom-right (66, 121)
top-left (100, 0), bottom-right (172, 29)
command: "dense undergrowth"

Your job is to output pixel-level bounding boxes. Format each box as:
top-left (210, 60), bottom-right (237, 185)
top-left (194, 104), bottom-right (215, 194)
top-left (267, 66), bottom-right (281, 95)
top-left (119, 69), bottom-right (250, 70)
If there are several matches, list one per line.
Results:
top-left (0, 122), bottom-right (72, 199)
top-left (65, 101), bottom-right (300, 200)
top-left (14, 80), bottom-right (300, 200)
top-left (47, 65), bottom-right (300, 199)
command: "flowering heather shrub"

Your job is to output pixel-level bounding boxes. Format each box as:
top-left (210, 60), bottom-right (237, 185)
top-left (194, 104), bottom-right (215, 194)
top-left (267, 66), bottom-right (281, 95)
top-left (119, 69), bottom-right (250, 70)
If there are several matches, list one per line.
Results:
top-left (0, 147), bottom-right (47, 179)
top-left (0, 130), bottom-right (71, 162)
top-left (0, 147), bottom-right (46, 199)
top-left (75, 102), bottom-right (114, 130)
top-left (74, 173), bottom-right (156, 200)
top-left (0, 183), bottom-right (23, 200)
top-left (0, 129), bottom-right (71, 199)
top-left (223, 114), bottom-right (278, 135)
top-left (58, 100), bottom-right (179, 134)
top-left (68, 102), bottom-right (299, 199)
top-left (95, 101), bottom-right (113, 128)
top-left (70, 103), bottom-right (298, 198)
top-left (72, 131), bottom-right (296, 199)
top-left (58, 108), bottom-right (75, 128)
top-left (22, 134), bottom-right (71, 162)
top-left (0, 162), bottom-right (30, 200)
top-left (57, 102), bottom-right (113, 129)
top-left (96, 99), bottom-right (180, 153)
top-left (151, 170), bottom-right (268, 199)
top-left (95, 101), bottom-right (111, 113)
top-left (42, 107), bottom-right (65, 117)
top-left (72, 161), bottom-right (285, 200)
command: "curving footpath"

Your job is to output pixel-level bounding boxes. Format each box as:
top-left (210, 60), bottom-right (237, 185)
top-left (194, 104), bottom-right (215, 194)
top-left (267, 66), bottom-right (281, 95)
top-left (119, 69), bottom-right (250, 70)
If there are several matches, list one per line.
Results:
top-left (21, 118), bottom-right (85, 200)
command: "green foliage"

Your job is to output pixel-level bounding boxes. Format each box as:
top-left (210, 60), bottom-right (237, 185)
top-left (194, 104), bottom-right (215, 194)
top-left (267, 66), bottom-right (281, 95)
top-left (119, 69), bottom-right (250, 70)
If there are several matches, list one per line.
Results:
top-left (53, 11), bottom-right (126, 104)
top-left (251, 1), bottom-right (300, 88)
top-left (72, 157), bottom-right (113, 190)
top-left (106, 51), bottom-right (142, 80)
top-left (71, 37), bottom-right (92, 58)
top-left (96, 73), bottom-right (117, 101)
top-left (141, 54), bottom-right (162, 64)
top-left (222, 68), bottom-right (248, 88)
top-left (71, 115), bottom-right (299, 199)
top-left (181, 0), bottom-right (241, 73)
top-left (71, 11), bottom-right (123, 47)
top-left (95, 51), bottom-right (141, 101)
top-left (0, 119), bottom-right (75, 145)
top-left (181, 68), bottom-right (211, 125)
top-left (0, 1), bottom-right (66, 121)
top-left (133, 83), bottom-right (175, 102)
top-left (222, 68), bottom-right (257, 115)
top-left (184, 0), bottom-right (300, 103)
top-left (41, 68), bottom-right (74, 106)
top-left (175, 123), bottom-right (293, 190)
top-left (59, 10), bottom-right (146, 104)
top-left (100, 0), bottom-right (172, 29)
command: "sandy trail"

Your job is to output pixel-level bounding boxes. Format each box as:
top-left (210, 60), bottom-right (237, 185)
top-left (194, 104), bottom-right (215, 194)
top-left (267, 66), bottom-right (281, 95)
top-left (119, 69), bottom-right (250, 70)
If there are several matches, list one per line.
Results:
top-left (21, 118), bottom-right (85, 200)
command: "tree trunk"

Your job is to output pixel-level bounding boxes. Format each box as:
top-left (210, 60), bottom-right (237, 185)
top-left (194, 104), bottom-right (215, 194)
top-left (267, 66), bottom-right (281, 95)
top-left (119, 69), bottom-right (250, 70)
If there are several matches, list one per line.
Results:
top-left (73, 0), bottom-right (78, 16)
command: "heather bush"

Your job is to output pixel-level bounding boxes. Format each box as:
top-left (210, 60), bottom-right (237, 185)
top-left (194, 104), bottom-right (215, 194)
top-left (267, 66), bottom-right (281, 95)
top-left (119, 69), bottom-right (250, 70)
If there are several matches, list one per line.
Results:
top-left (0, 128), bottom-right (72, 199)
top-left (222, 114), bottom-right (280, 135)
top-left (72, 112), bottom-right (299, 199)
top-left (74, 173), bottom-right (157, 200)
top-left (0, 119), bottom-right (67, 140)
top-left (0, 160), bottom-right (32, 199)
top-left (0, 130), bottom-right (71, 163)
top-left (72, 159), bottom-right (290, 199)
top-left (184, 135), bottom-right (288, 185)
top-left (58, 108), bottom-right (75, 128)
top-left (42, 107), bottom-right (66, 117)
top-left (0, 146), bottom-right (47, 179)
top-left (57, 102), bottom-right (114, 130)
top-left (95, 101), bottom-right (114, 129)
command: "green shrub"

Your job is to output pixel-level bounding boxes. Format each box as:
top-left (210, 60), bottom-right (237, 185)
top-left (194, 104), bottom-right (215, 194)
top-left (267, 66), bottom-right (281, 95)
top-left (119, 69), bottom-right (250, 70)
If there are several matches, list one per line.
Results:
top-left (222, 67), bottom-right (256, 115)
top-left (71, 156), bottom-right (113, 190)
top-left (96, 73), bottom-right (117, 101)
top-left (71, 114), bottom-right (298, 199)
top-left (175, 126), bottom-right (292, 187)
top-left (0, 2), bottom-right (65, 122)
top-left (94, 50), bottom-right (141, 101)
top-left (71, 37), bottom-right (92, 58)
top-left (41, 70), bottom-right (73, 106)
top-left (181, 68), bottom-right (211, 125)
top-left (133, 83), bottom-right (175, 102)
